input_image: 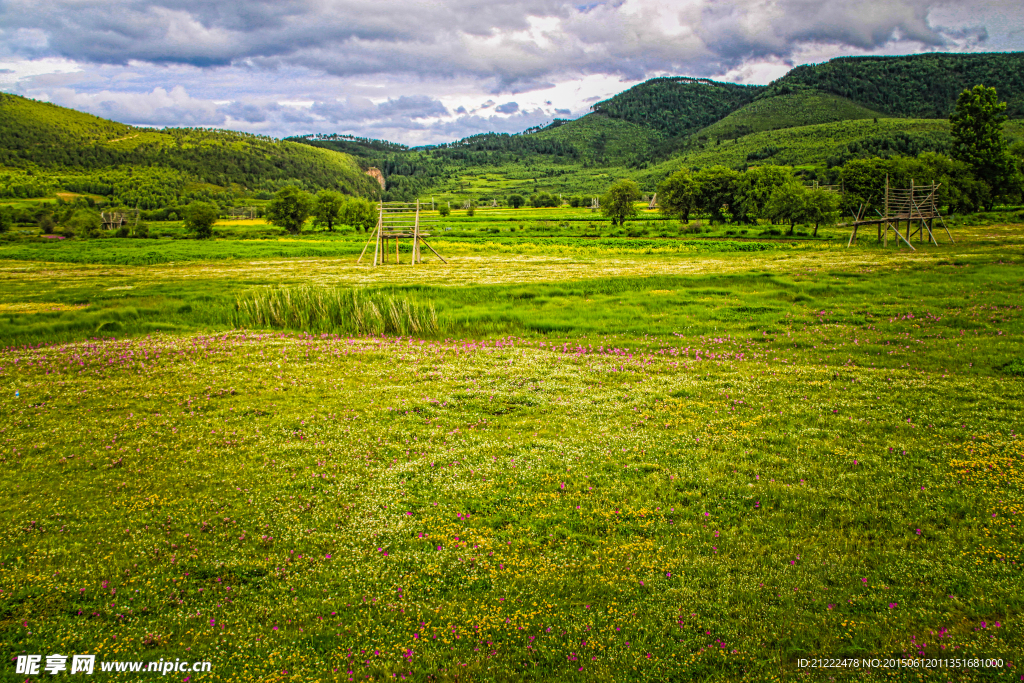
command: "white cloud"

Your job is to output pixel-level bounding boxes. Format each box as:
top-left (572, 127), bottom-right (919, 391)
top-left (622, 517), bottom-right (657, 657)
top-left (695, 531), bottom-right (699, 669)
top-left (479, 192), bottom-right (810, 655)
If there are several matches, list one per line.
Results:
top-left (46, 84), bottom-right (225, 126)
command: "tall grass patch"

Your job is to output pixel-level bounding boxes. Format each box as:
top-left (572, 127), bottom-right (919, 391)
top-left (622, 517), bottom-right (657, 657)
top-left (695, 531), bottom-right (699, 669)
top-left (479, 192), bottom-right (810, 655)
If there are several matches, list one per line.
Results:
top-left (232, 285), bottom-right (448, 337)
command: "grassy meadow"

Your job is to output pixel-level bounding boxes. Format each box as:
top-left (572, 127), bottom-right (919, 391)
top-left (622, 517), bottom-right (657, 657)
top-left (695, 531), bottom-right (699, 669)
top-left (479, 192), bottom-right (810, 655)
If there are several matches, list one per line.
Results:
top-left (1, 208), bottom-right (1023, 681)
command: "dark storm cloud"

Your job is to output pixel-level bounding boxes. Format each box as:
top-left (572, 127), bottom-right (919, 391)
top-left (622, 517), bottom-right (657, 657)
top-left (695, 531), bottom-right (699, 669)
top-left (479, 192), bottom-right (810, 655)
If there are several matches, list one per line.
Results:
top-left (1, 0), bottom-right (1004, 88)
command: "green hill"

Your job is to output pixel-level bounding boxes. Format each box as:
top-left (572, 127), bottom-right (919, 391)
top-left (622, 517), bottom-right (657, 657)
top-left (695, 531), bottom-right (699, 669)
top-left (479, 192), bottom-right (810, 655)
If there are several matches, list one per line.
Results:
top-left (639, 118), bottom-right (1024, 184)
top-left (769, 52), bottom-right (1024, 118)
top-left (697, 91), bottom-right (888, 141)
top-left (589, 77), bottom-right (763, 138)
top-left (530, 114), bottom-right (663, 166)
top-left (0, 93), bottom-right (378, 207)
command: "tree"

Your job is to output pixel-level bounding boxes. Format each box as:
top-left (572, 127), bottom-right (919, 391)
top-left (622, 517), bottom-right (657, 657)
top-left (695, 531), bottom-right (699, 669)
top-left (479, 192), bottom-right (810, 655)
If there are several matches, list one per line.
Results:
top-left (508, 194), bottom-right (525, 208)
top-left (267, 186), bottom-right (315, 234)
top-left (657, 169), bottom-right (699, 222)
top-left (764, 181), bottom-right (809, 234)
top-left (600, 179), bottom-right (642, 226)
top-left (438, 204), bottom-right (451, 217)
top-left (530, 192), bottom-right (558, 208)
top-left (950, 85), bottom-right (1019, 206)
top-left (313, 190), bottom-right (344, 231)
top-left (804, 189), bottom-right (841, 237)
top-left (184, 202), bottom-right (219, 239)
top-left (0, 207), bottom-right (10, 233)
top-left (339, 196), bottom-right (377, 231)
top-left (38, 213), bottom-right (56, 234)
top-left (732, 165), bottom-right (792, 223)
top-left (694, 166), bottom-right (740, 223)
top-left (67, 209), bottom-right (102, 238)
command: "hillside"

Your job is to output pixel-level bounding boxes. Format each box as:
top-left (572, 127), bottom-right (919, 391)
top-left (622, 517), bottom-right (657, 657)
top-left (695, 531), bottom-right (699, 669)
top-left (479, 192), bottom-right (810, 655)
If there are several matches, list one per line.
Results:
top-left (639, 118), bottom-right (1024, 185)
top-left (530, 114), bottom-right (663, 166)
top-left (697, 91), bottom-right (888, 141)
top-left (769, 52), bottom-right (1024, 118)
top-left (589, 77), bottom-right (763, 138)
top-left (0, 93), bottom-right (378, 206)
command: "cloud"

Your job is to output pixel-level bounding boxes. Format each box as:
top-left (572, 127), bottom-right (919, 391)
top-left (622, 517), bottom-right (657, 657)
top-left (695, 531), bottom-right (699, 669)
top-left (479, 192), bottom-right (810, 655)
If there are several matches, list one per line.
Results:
top-left (46, 84), bottom-right (225, 126)
top-left (1, 0), bottom-right (1016, 143)
top-left (4, 0), bottom-right (998, 88)
top-left (376, 95), bottom-right (449, 118)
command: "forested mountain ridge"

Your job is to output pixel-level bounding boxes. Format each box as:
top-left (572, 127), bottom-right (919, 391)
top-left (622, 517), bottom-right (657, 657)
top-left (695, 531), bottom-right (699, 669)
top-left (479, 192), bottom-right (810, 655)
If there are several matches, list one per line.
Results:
top-left (589, 77), bottom-right (764, 138)
top-left (0, 93), bottom-right (379, 203)
top-left (768, 52), bottom-right (1024, 119)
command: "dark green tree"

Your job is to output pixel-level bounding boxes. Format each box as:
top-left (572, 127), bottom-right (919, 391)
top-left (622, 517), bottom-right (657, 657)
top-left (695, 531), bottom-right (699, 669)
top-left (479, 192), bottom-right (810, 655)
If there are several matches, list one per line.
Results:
top-left (267, 186), bottom-right (314, 234)
top-left (732, 165), bottom-right (792, 223)
top-left (600, 179), bottom-right (642, 226)
top-left (804, 189), bottom-right (841, 236)
top-left (38, 213), bottom-right (56, 234)
top-left (313, 190), bottom-right (345, 231)
top-left (508, 194), bottom-right (525, 208)
top-left (184, 202), bottom-right (219, 239)
top-left (950, 85), bottom-right (1018, 206)
top-left (765, 181), bottom-right (809, 234)
top-left (694, 166), bottom-right (740, 223)
top-left (657, 169), bottom-right (699, 222)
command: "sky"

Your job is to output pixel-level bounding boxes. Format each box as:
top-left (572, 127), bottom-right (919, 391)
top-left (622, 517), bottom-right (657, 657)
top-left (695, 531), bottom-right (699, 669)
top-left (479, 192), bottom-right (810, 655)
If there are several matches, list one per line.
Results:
top-left (1, 0), bottom-right (1021, 146)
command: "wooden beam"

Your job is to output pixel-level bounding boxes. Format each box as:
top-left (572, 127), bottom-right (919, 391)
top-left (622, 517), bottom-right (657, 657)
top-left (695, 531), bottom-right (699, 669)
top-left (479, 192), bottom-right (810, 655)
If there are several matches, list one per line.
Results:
top-left (419, 238), bottom-right (448, 264)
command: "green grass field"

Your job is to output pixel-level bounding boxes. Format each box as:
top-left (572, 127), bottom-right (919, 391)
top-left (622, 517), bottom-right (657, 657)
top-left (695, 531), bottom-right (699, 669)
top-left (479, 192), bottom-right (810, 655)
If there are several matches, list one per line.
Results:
top-left (1, 211), bottom-right (1023, 681)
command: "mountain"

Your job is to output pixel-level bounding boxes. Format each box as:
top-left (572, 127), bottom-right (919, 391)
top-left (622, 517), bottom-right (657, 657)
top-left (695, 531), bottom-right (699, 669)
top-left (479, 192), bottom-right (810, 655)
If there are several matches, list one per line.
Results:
top-left (588, 77), bottom-right (763, 138)
top-left (0, 93), bottom-right (378, 208)
top-left (529, 114), bottom-right (663, 166)
top-left (697, 91), bottom-right (887, 141)
top-left (288, 52), bottom-right (1024, 199)
top-left (767, 52), bottom-right (1024, 119)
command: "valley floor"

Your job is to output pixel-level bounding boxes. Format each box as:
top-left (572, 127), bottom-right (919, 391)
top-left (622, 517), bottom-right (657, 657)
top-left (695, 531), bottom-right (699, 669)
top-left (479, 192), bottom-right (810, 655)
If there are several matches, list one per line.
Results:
top-left (1, 224), bottom-right (1022, 681)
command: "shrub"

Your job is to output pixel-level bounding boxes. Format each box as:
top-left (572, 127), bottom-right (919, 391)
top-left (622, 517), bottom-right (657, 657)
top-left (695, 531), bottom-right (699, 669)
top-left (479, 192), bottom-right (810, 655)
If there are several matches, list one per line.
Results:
top-left (68, 209), bottom-right (101, 238)
top-left (39, 214), bottom-right (55, 234)
top-left (1002, 358), bottom-right (1024, 376)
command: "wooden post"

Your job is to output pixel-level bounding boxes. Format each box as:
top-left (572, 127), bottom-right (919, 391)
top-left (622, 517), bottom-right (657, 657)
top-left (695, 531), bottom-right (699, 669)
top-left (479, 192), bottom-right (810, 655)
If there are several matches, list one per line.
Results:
top-left (419, 238), bottom-right (448, 264)
top-left (909, 179), bottom-right (917, 245)
top-left (883, 175), bottom-right (889, 248)
top-left (373, 203), bottom-right (383, 266)
top-left (413, 200), bottom-right (421, 264)
top-left (359, 205), bottom-right (382, 265)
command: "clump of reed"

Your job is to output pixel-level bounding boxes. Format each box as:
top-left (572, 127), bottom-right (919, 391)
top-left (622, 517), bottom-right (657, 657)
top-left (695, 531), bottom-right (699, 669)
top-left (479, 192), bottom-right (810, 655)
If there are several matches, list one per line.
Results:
top-left (233, 285), bottom-right (445, 337)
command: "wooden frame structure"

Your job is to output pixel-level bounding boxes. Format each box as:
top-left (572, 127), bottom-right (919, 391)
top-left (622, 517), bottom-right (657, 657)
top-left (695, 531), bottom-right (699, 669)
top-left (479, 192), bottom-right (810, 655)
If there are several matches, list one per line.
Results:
top-left (357, 201), bottom-right (448, 267)
top-left (229, 206), bottom-right (258, 220)
top-left (845, 176), bottom-right (953, 250)
top-left (101, 209), bottom-right (139, 231)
